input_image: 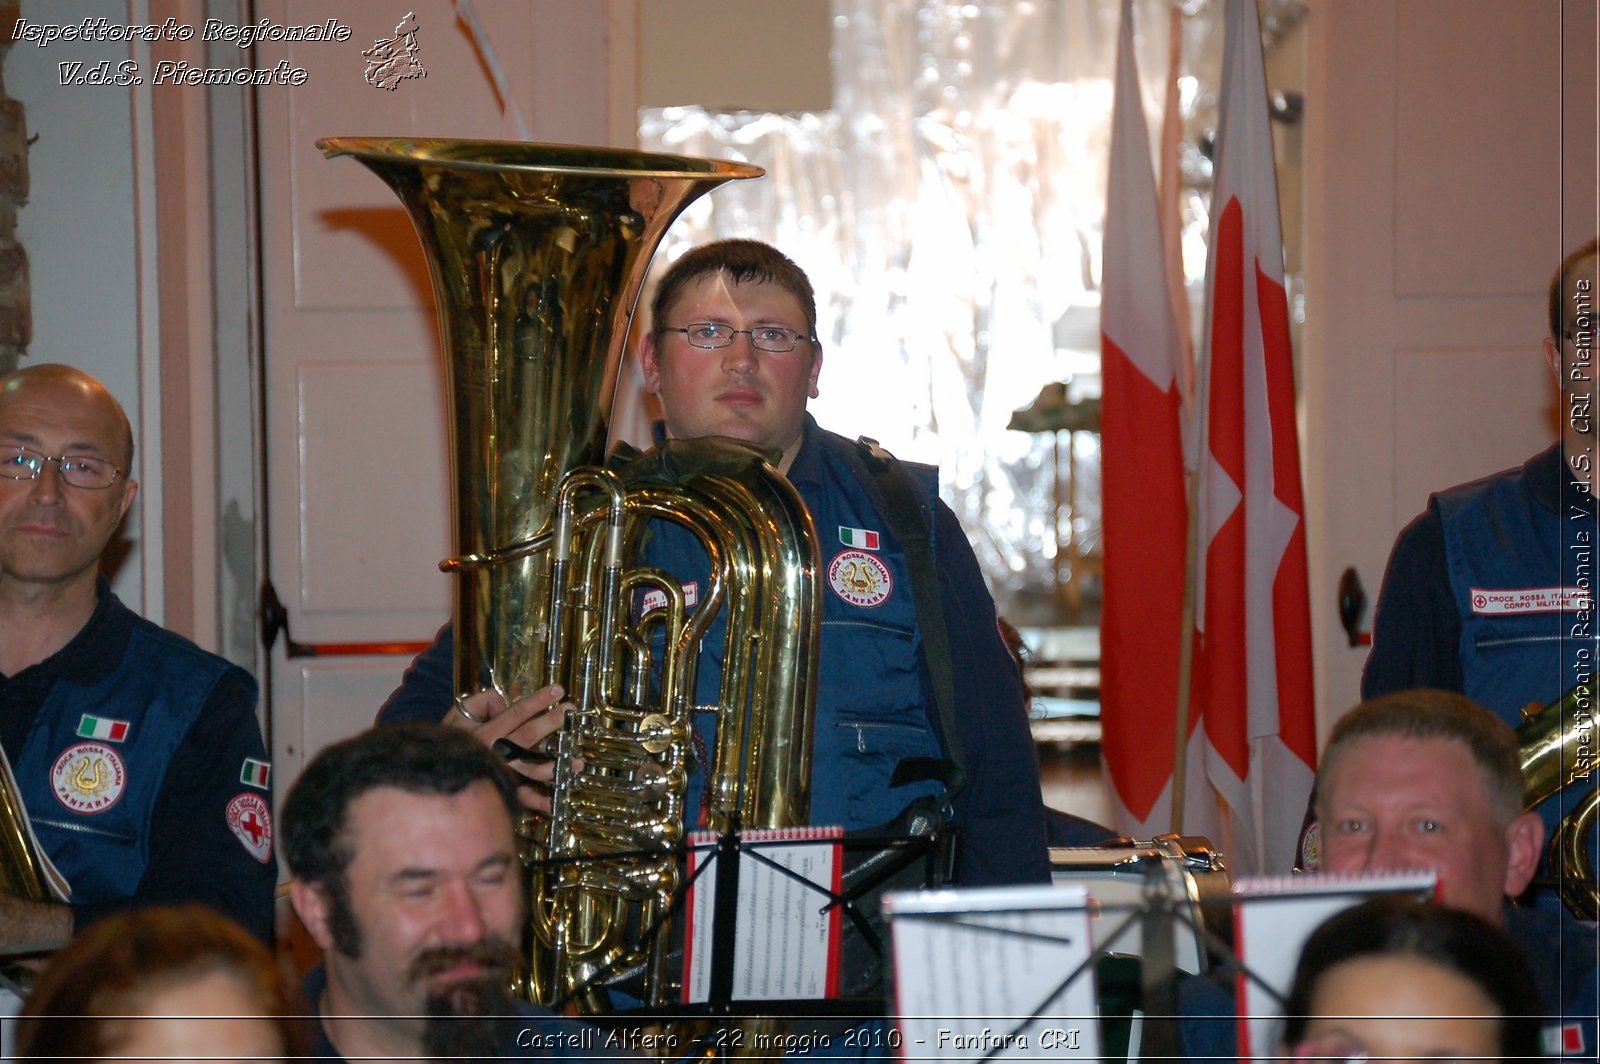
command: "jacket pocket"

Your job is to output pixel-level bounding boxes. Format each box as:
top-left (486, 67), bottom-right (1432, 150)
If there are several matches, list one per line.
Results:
top-left (33, 816), bottom-right (138, 846)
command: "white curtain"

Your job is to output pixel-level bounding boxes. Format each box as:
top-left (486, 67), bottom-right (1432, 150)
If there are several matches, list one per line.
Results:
top-left (636, 0), bottom-right (1211, 614)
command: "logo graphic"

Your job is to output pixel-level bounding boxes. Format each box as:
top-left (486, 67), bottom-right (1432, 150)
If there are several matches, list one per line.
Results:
top-left (1297, 820), bottom-right (1320, 871)
top-left (1469, 585), bottom-right (1589, 615)
top-left (51, 743), bottom-right (126, 814)
top-left (363, 11), bottom-right (425, 90)
top-left (226, 793), bottom-right (274, 863)
top-left (640, 581), bottom-right (699, 615)
top-left (240, 758), bottom-right (271, 791)
top-left (828, 550), bottom-right (893, 608)
top-left (76, 714), bottom-right (130, 743)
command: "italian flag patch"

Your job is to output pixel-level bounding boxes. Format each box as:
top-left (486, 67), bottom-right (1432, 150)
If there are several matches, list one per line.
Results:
top-left (838, 526), bottom-right (880, 550)
top-left (76, 715), bottom-right (129, 742)
top-left (1543, 1023), bottom-right (1586, 1055)
top-left (240, 759), bottom-right (271, 790)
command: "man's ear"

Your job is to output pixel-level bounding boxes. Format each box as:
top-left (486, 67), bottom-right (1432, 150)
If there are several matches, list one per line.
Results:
top-left (1544, 335), bottom-right (1563, 380)
top-left (290, 878), bottom-right (337, 952)
top-left (1502, 811), bottom-right (1546, 898)
top-left (807, 342), bottom-right (823, 399)
top-left (640, 333), bottom-right (663, 396)
top-left (117, 479), bottom-right (139, 523)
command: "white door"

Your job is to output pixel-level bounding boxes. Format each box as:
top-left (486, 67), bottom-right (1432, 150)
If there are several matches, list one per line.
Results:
top-left (1303, 0), bottom-right (1598, 728)
top-left (254, 0), bottom-right (636, 794)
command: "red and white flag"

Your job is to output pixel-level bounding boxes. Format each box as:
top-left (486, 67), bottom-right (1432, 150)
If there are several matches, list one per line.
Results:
top-left (1099, 0), bottom-right (1190, 840)
top-left (1187, 0), bottom-right (1317, 876)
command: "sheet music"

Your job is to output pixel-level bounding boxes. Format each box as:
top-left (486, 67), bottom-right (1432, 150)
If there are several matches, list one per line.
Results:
top-left (886, 884), bottom-right (1102, 1061)
top-left (681, 827), bottom-right (843, 1003)
top-left (1233, 870), bottom-right (1438, 1060)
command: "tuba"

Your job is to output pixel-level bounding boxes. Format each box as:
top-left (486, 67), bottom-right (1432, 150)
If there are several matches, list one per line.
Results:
top-left (1518, 681), bottom-right (1598, 920)
top-left (0, 755), bottom-right (67, 986)
top-left (0, 766), bottom-right (52, 903)
top-left (319, 140), bottom-right (822, 1033)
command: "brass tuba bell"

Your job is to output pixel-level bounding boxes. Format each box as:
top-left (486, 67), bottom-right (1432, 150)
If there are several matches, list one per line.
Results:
top-left (1518, 681), bottom-right (1598, 920)
top-left (320, 139), bottom-right (823, 1043)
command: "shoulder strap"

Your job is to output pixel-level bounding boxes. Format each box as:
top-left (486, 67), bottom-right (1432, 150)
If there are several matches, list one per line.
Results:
top-left (850, 436), bottom-right (966, 796)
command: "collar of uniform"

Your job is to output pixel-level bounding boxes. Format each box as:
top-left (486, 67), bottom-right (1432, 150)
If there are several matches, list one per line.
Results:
top-left (782, 414), bottom-right (825, 488)
top-left (645, 415), bottom-right (825, 485)
top-left (1526, 442), bottom-right (1594, 515)
top-left (30, 576), bottom-right (135, 688)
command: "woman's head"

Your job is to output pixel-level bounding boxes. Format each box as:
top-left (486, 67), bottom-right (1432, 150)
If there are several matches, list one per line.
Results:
top-left (16, 904), bottom-right (303, 1062)
top-left (1281, 897), bottom-right (1542, 1063)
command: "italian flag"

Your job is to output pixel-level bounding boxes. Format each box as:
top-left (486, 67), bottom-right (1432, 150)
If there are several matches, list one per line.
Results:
top-left (241, 759), bottom-right (271, 789)
top-left (838, 527), bottom-right (879, 550)
top-left (77, 715), bottom-right (129, 742)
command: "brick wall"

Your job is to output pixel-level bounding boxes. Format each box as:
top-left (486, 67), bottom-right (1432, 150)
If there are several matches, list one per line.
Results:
top-left (0, 1), bottom-right (27, 376)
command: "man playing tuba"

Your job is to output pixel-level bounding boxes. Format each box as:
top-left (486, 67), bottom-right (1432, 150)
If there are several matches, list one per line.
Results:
top-left (380, 239), bottom-right (1049, 890)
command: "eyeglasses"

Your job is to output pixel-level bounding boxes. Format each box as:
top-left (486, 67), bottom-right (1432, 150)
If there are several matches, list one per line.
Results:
top-left (0, 445), bottom-right (125, 490)
top-left (1288, 1044), bottom-right (1368, 1064)
top-left (662, 322), bottom-right (814, 353)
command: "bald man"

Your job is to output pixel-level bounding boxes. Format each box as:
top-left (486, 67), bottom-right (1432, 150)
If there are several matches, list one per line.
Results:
top-left (0, 365), bottom-right (274, 950)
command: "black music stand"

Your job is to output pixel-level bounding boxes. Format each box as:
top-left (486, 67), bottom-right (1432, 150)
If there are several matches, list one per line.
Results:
top-left (540, 820), bottom-right (952, 1053)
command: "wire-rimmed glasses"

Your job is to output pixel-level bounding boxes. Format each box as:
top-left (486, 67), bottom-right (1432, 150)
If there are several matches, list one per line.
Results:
top-left (0, 445), bottom-right (126, 490)
top-left (662, 322), bottom-right (814, 353)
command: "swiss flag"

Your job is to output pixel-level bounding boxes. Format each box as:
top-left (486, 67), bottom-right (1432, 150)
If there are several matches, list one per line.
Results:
top-left (1187, 0), bottom-right (1317, 875)
top-left (1099, 0), bottom-right (1190, 837)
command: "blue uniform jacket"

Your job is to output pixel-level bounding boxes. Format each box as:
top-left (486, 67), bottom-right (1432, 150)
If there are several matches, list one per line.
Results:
top-left (0, 584), bottom-right (275, 941)
top-left (379, 418), bottom-right (1048, 886)
top-left (1363, 444), bottom-right (1599, 900)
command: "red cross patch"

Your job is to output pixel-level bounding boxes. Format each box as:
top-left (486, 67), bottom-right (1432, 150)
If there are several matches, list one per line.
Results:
top-left (226, 793), bottom-right (273, 863)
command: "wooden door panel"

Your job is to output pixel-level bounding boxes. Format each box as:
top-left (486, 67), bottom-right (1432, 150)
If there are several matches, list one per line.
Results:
top-left (255, 0), bottom-right (625, 793)
top-left (1306, 0), bottom-right (1596, 729)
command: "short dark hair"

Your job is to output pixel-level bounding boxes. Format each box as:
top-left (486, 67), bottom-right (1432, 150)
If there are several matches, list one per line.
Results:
top-left (1281, 897), bottom-right (1542, 1062)
top-left (1317, 689), bottom-right (1524, 824)
top-left (1548, 236), bottom-right (1598, 340)
top-left (282, 723), bottom-right (521, 906)
top-left (649, 239), bottom-right (818, 341)
top-left (15, 904), bottom-right (305, 1061)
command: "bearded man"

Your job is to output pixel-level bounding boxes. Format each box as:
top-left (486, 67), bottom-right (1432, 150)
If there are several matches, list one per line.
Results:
top-left (283, 723), bottom-right (604, 1062)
